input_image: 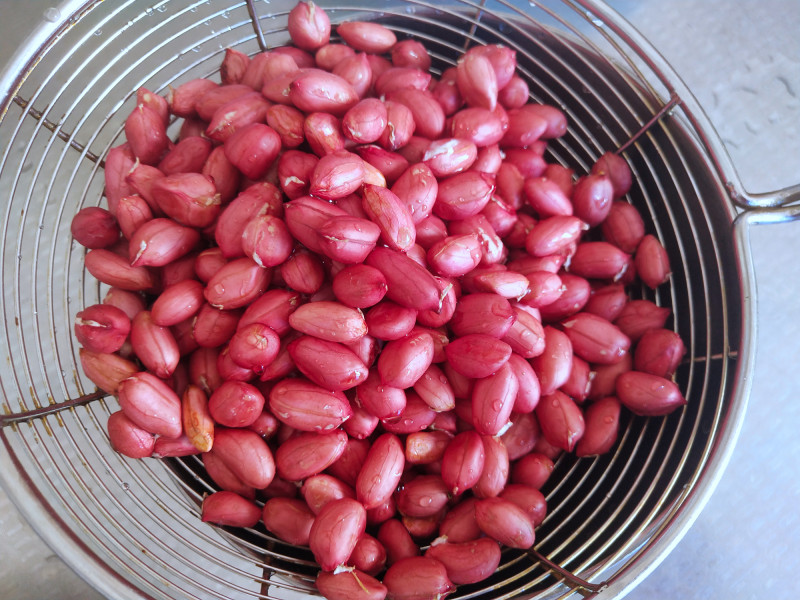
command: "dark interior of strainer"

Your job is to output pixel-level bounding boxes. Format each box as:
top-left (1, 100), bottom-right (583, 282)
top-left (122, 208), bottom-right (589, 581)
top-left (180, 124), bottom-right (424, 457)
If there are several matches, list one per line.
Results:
top-left (0, 1), bottom-right (744, 599)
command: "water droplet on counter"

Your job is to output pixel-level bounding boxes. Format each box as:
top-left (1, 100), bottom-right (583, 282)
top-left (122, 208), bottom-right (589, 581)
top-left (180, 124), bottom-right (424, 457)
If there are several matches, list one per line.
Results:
top-left (43, 7), bottom-right (61, 22)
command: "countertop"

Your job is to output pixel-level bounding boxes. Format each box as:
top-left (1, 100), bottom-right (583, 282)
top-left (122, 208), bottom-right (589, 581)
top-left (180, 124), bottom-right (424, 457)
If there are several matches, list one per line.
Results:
top-left (1, 1), bottom-right (798, 599)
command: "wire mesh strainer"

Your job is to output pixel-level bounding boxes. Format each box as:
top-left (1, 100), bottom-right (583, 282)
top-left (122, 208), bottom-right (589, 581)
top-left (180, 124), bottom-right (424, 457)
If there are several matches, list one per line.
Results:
top-left (1, 0), bottom-right (799, 599)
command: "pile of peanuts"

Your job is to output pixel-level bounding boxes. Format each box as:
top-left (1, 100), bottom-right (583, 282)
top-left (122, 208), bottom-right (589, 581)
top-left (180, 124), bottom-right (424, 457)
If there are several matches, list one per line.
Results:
top-left (70, 2), bottom-right (688, 598)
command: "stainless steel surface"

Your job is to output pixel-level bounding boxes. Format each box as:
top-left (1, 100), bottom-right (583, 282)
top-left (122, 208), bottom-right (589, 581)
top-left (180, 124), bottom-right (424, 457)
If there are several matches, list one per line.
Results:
top-left (0, 1), bottom-right (798, 599)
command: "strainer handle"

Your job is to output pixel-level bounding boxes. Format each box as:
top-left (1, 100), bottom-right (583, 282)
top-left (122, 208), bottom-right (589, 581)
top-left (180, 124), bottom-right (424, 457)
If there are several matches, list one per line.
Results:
top-left (735, 197), bottom-right (800, 226)
top-left (731, 184), bottom-right (800, 212)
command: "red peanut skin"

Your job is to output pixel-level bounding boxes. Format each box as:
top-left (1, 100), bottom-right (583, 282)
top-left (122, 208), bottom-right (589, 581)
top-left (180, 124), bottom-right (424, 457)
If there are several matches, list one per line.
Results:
top-left (318, 216), bottom-right (381, 264)
top-left (511, 451), bottom-right (556, 489)
top-left (316, 569), bottom-right (388, 600)
top-left (211, 427), bottom-right (275, 489)
top-left (602, 200), bottom-right (646, 254)
top-left (208, 380), bottom-right (265, 428)
top-left (356, 433), bottom-right (405, 510)
top-left (471, 361), bottom-right (519, 435)
top-left (269, 378), bottom-right (352, 433)
top-left (79, 349), bottom-right (138, 395)
top-left (151, 173), bottom-right (221, 229)
top-left (395, 474), bottom-right (450, 519)
top-left (195, 83), bottom-right (252, 120)
top-left (568, 241), bottom-right (631, 281)
top-left (345, 402), bottom-right (379, 439)
top-left (614, 299), bottom-right (671, 342)
top-left (228, 322), bottom-right (280, 373)
top-left (182, 384), bottom-right (214, 453)
top-left (337, 21), bottom-right (397, 54)
top-left (500, 409), bottom-right (541, 461)
top-left (588, 351), bottom-right (633, 401)
top-left (356, 369), bottom-right (407, 420)
top-left (535, 390), bottom-right (586, 452)
top-left (151, 280), bottom-right (204, 327)
top-left (288, 1), bottom-right (331, 51)
top-left (531, 326), bottom-right (574, 394)
top-left (377, 518), bottom-right (420, 565)
top-left (333, 52), bottom-right (373, 99)
top-left (309, 497), bottom-right (367, 572)
top-left (474, 496), bottom-right (536, 549)
top-left (74, 304), bottom-right (131, 354)
top-left (425, 537), bottom-right (502, 585)
top-left (500, 484), bottom-right (548, 527)
top-left (387, 88), bottom-right (446, 140)
top-left (433, 171), bottom-right (495, 221)
top-left (242, 214), bottom-right (294, 268)
top-left (130, 311), bottom-right (180, 379)
top-left (508, 352), bottom-right (541, 412)
top-left (278, 149), bottom-right (318, 199)
top-left (413, 364), bottom-right (456, 413)
top-left (103, 288), bottom-right (146, 321)
top-left (576, 396), bottom-right (622, 457)
top-left (215, 181), bottom-right (283, 258)
top-left (193, 304), bottom-right (242, 349)
top-left (524, 176), bottom-right (573, 218)
top-left (262, 497), bottom-right (316, 545)
top-left (441, 431), bottom-right (485, 495)
top-left (377, 331), bottom-right (434, 389)
top-left (289, 335), bottom-right (369, 392)
top-left (634, 328), bottom-right (686, 378)
top-left (560, 354), bottom-right (593, 404)
top-left (383, 556), bottom-right (455, 600)
top-left (202, 452), bottom-right (255, 499)
top-left (444, 333), bottom-right (513, 379)
top-left (332, 264), bottom-right (387, 309)
top-left (289, 301), bottom-right (367, 343)
top-left (71, 206), bottom-right (120, 249)
top-left (224, 122), bottom-right (282, 180)
top-left (405, 430), bottom-right (453, 465)
top-left (474, 434), bottom-right (510, 498)
top-left (281, 248), bottom-right (325, 294)
top-left (450, 293), bottom-right (515, 339)
top-left (84, 248), bottom-right (156, 291)
top-left (128, 217), bottom-right (200, 268)
top-left (635, 234), bottom-right (672, 288)
top-left (365, 247), bottom-right (441, 311)
top-left (106, 410), bottom-right (155, 458)
top-left (201, 491), bottom-right (261, 528)
top-left (572, 173), bottom-right (614, 227)
top-left (438, 497), bottom-right (481, 543)
top-left (125, 104), bottom-right (168, 165)
top-left (302, 473), bottom-right (356, 515)
top-left (584, 283), bottom-right (629, 323)
top-left (502, 306), bottom-right (546, 359)
top-left (290, 70), bottom-right (359, 116)
top-left (561, 312), bottom-right (631, 365)
top-left (616, 371), bottom-right (687, 416)
top-left (349, 534), bottom-right (387, 577)
top-left (276, 430), bottom-right (348, 481)
top-left (457, 52), bottom-right (498, 111)
top-left (380, 391), bottom-right (437, 435)
top-left (118, 372), bottom-right (182, 438)
top-left (204, 258), bottom-right (270, 310)
top-left (361, 184), bottom-right (416, 253)
top-left (391, 163), bottom-right (438, 225)
top-left (311, 150), bottom-right (366, 200)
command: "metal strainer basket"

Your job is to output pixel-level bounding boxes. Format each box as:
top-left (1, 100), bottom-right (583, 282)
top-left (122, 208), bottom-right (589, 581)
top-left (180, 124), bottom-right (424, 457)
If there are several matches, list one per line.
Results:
top-left (1, 1), bottom-right (798, 599)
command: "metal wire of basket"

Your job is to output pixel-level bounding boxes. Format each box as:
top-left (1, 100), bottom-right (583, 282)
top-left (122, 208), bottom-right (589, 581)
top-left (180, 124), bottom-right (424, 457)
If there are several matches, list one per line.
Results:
top-left (2, 0), bottom-right (796, 598)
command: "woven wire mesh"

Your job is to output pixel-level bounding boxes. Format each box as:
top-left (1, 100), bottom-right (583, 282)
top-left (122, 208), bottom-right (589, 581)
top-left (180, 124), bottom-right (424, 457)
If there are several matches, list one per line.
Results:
top-left (0, 0), bottom-right (746, 598)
